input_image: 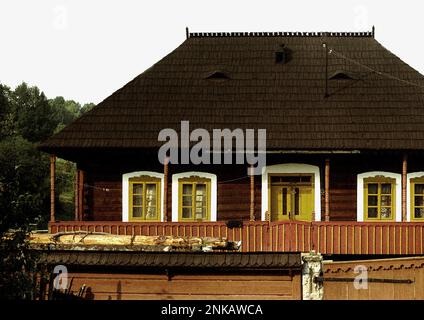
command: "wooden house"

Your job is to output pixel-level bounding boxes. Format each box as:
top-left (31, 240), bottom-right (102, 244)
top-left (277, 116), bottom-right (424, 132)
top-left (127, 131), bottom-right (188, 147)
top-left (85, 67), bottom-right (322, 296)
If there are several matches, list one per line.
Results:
top-left (39, 29), bottom-right (424, 256)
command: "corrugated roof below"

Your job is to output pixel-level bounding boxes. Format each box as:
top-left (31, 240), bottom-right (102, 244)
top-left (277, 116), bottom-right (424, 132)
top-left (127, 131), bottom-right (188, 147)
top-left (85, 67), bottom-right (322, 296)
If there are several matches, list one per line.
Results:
top-left (37, 251), bottom-right (302, 269)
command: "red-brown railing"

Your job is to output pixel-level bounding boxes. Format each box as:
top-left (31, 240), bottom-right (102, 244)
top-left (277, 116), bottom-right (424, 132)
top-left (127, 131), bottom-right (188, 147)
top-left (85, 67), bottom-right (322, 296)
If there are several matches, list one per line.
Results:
top-left (48, 221), bottom-right (424, 255)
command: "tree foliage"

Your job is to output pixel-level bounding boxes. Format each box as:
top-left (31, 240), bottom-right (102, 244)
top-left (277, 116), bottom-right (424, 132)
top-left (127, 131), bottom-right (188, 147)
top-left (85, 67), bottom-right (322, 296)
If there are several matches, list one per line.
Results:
top-left (0, 82), bottom-right (95, 299)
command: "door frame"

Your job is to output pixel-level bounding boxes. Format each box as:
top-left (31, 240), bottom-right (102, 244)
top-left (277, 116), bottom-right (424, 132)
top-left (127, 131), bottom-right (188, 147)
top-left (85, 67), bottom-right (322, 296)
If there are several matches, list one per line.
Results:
top-left (261, 164), bottom-right (321, 222)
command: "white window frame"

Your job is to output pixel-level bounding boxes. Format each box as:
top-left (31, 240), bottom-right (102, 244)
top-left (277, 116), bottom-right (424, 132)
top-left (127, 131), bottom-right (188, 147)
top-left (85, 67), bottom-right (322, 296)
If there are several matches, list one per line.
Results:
top-left (357, 171), bottom-right (402, 222)
top-left (261, 163), bottom-right (321, 222)
top-left (122, 171), bottom-right (165, 222)
top-left (172, 172), bottom-right (217, 222)
top-left (407, 172), bottom-right (424, 222)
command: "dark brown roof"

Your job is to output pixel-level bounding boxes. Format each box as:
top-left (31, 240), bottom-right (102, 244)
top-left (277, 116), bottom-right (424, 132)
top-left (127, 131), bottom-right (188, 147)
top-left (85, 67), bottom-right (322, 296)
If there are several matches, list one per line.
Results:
top-left (38, 251), bottom-right (301, 269)
top-left (39, 31), bottom-right (424, 153)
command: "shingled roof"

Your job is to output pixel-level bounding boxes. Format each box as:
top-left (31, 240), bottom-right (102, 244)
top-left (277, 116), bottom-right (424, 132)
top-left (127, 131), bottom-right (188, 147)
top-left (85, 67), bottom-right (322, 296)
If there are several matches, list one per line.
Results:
top-left (38, 251), bottom-right (301, 269)
top-left (39, 30), bottom-right (424, 154)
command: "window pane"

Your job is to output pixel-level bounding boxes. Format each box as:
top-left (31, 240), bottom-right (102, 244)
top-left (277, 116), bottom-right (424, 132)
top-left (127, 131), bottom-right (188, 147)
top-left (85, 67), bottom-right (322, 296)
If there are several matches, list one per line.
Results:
top-left (133, 206), bottom-right (142, 217)
top-left (182, 195), bottom-right (192, 206)
top-left (368, 196), bottom-right (378, 206)
top-left (182, 184), bottom-right (192, 195)
top-left (415, 184), bottom-right (424, 195)
top-left (367, 183), bottom-right (378, 194)
top-left (294, 187), bottom-right (299, 215)
top-left (195, 206), bottom-right (206, 220)
top-left (282, 188), bottom-right (287, 215)
top-left (133, 195), bottom-right (142, 206)
top-left (196, 184), bottom-right (207, 205)
top-left (145, 184), bottom-right (156, 208)
top-left (133, 183), bottom-right (143, 194)
top-left (415, 208), bottom-right (424, 219)
top-left (182, 207), bottom-right (192, 219)
top-left (146, 206), bottom-right (157, 219)
top-left (381, 195), bottom-right (391, 206)
top-left (380, 207), bottom-right (391, 219)
top-left (381, 183), bottom-right (392, 194)
top-left (415, 196), bottom-right (424, 207)
top-left (368, 207), bottom-right (378, 218)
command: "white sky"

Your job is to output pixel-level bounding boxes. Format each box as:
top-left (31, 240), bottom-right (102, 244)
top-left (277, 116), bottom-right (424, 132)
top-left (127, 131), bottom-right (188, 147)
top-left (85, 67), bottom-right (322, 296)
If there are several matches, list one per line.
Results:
top-left (1, 0), bottom-right (423, 105)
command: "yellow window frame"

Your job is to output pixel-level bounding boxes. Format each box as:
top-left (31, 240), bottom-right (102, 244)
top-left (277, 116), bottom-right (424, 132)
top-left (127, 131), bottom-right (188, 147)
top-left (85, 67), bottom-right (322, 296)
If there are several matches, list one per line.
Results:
top-left (410, 177), bottom-right (424, 221)
top-left (128, 176), bottom-right (161, 222)
top-left (364, 177), bottom-right (395, 221)
top-left (178, 177), bottom-right (211, 222)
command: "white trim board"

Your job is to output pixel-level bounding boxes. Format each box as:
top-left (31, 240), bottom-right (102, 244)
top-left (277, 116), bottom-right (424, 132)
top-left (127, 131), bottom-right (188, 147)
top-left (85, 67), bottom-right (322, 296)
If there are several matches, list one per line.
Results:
top-left (407, 172), bottom-right (424, 222)
top-left (122, 171), bottom-right (165, 222)
top-left (261, 163), bottom-right (321, 222)
top-left (171, 172), bottom-right (217, 222)
top-left (356, 171), bottom-right (402, 222)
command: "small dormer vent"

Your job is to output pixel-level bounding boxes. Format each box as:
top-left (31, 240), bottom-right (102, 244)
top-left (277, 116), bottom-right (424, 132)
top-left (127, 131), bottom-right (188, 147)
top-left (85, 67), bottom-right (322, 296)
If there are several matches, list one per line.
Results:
top-left (329, 70), bottom-right (357, 80)
top-left (205, 71), bottom-right (230, 81)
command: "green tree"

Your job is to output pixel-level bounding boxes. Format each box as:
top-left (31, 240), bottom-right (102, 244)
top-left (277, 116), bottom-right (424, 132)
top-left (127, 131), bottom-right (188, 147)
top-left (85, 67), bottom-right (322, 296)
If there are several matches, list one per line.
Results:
top-left (48, 96), bottom-right (77, 126)
top-left (9, 83), bottom-right (60, 142)
top-left (80, 102), bottom-right (95, 114)
top-left (0, 136), bottom-right (50, 299)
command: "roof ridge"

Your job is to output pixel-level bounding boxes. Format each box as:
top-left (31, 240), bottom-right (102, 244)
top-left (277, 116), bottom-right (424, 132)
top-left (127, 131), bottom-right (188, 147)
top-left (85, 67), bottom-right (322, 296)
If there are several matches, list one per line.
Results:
top-left (188, 31), bottom-right (374, 38)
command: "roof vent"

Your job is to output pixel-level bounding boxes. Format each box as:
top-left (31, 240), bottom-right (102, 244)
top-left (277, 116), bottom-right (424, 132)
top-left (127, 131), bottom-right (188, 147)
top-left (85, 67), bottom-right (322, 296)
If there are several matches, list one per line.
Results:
top-left (205, 71), bottom-right (230, 81)
top-left (329, 70), bottom-right (356, 80)
top-left (275, 44), bottom-right (291, 64)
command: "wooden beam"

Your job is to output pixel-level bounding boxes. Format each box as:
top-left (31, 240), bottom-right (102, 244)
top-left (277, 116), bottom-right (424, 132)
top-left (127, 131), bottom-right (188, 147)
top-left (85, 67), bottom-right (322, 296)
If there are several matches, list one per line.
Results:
top-left (78, 170), bottom-right (84, 221)
top-left (163, 157), bottom-right (169, 222)
top-left (402, 154), bottom-right (408, 221)
top-left (249, 166), bottom-right (255, 221)
top-left (325, 158), bottom-right (330, 222)
top-left (50, 155), bottom-right (56, 223)
top-left (74, 169), bottom-right (79, 221)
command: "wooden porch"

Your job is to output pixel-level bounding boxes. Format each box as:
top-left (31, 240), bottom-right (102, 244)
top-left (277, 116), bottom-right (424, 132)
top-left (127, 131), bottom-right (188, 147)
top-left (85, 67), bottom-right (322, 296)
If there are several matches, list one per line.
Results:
top-left (49, 220), bottom-right (424, 255)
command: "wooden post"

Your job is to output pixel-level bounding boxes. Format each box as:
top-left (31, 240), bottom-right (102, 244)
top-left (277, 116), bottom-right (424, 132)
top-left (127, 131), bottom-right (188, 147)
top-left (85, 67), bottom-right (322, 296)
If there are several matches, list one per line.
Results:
top-left (249, 166), bottom-right (255, 221)
top-left (74, 169), bottom-right (79, 221)
top-left (402, 154), bottom-right (408, 222)
top-left (325, 158), bottom-right (330, 222)
top-left (50, 155), bottom-right (56, 223)
top-left (163, 157), bottom-right (169, 222)
top-left (78, 170), bottom-right (84, 221)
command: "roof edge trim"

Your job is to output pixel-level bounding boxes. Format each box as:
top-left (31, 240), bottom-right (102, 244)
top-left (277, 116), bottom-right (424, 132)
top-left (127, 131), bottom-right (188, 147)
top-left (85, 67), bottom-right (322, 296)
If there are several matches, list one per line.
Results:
top-left (188, 31), bottom-right (374, 38)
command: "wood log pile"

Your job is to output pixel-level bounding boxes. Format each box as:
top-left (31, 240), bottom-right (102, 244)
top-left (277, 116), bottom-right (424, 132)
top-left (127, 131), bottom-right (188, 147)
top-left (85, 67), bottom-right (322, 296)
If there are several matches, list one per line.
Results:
top-left (28, 231), bottom-right (241, 252)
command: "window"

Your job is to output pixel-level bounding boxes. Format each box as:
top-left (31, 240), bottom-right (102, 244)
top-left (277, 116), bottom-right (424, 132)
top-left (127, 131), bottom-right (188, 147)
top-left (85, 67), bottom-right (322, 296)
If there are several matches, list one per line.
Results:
top-left (363, 177), bottom-right (395, 221)
top-left (178, 178), bottom-right (211, 221)
top-left (128, 177), bottom-right (160, 221)
top-left (410, 177), bottom-right (424, 220)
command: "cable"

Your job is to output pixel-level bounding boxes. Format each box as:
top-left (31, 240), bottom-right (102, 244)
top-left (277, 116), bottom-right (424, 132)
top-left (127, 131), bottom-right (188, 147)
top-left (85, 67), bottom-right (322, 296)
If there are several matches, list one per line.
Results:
top-left (328, 47), bottom-right (424, 90)
top-left (53, 172), bottom-right (251, 191)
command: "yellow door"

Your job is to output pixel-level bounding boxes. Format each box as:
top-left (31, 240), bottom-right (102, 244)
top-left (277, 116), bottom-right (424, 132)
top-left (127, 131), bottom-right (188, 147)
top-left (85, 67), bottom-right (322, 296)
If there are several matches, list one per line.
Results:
top-left (270, 175), bottom-right (314, 222)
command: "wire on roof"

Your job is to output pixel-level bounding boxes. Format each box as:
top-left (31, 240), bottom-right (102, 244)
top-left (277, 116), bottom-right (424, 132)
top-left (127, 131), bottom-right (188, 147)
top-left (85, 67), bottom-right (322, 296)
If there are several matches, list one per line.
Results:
top-left (328, 48), bottom-right (424, 90)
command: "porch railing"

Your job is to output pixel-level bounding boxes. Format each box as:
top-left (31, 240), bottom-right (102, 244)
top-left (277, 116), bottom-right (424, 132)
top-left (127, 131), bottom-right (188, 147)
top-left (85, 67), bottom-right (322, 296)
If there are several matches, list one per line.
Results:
top-left (48, 221), bottom-right (424, 255)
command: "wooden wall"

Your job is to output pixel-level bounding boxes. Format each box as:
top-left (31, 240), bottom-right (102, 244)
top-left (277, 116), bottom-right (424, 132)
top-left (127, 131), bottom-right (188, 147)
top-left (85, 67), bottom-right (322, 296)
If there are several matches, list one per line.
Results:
top-left (61, 270), bottom-right (301, 300)
top-left (75, 152), bottom-right (423, 222)
top-left (323, 256), bottom-right (424, 300)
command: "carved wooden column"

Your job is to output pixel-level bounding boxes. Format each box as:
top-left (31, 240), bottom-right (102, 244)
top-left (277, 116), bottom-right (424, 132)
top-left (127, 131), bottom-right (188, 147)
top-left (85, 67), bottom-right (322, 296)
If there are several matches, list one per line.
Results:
top-left (74, 169), bottom-right (85, 221)
top-left (50, 155), bottom-right (56, 223)
top-left (163, 157), bottom-right (169, 222)
top-left (402, 154), bottom-right (408, 221)
top-left (249, 166), bottom-right (255, 221)
top-left (74, 169), bottom-right (79, 221)
top-left (324, 158), bottom-right (330, 222)
top-left (78, 170), bottom-right (84, 221)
